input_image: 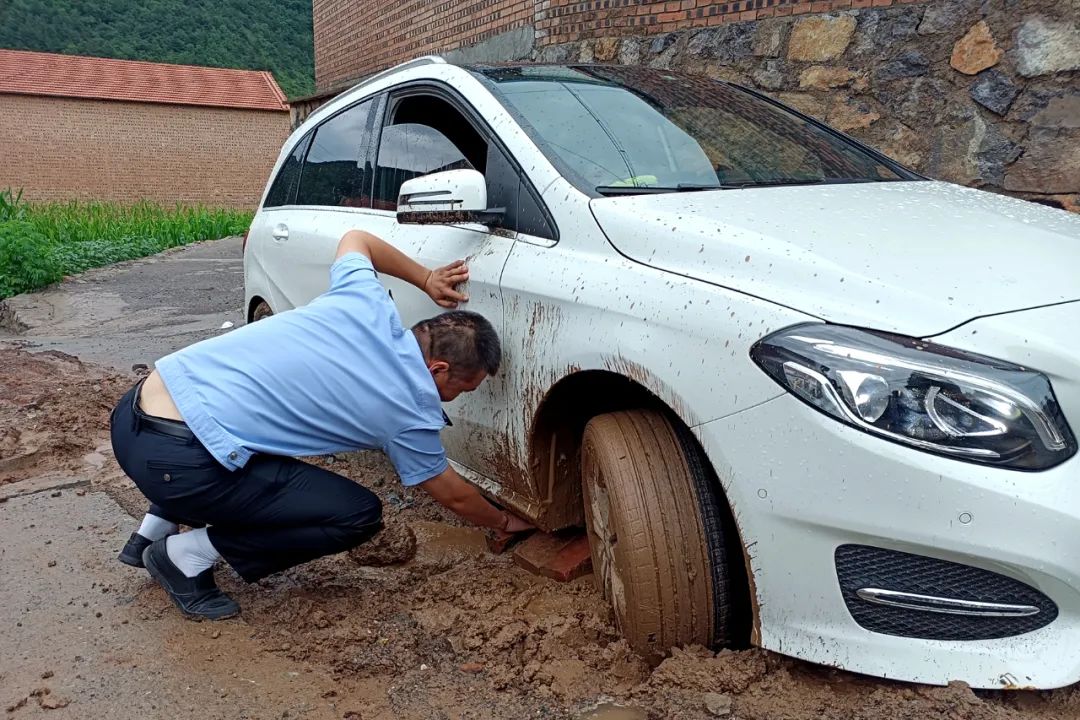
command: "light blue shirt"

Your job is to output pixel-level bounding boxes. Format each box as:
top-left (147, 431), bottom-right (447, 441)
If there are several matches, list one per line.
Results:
top-left (156, 252), bottom-right (448, 486)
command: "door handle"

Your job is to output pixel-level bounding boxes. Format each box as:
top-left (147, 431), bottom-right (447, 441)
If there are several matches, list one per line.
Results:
top-left (271, 223), bottom-right (289, 241)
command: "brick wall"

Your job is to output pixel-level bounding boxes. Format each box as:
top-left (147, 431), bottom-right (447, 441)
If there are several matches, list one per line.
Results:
top-left (313, 0), bottom-right (923, 88)
top-left (0, 95), bottom-right (291, 209)
top-left (310, 0), bottom-right (1079, 211)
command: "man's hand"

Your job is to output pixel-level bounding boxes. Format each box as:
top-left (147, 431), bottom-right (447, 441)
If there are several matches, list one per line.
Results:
top-left (424, 260), bottom-right (470, 308)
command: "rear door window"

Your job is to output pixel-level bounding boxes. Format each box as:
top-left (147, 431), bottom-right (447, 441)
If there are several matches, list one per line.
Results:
top-left (296, 98), bottom-right (376, 207)
top-left (263, 134), bottom-right (311, 208)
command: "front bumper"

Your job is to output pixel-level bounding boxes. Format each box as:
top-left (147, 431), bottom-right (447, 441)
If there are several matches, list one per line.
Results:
top-left (695, 393), bottom-right (1080, 689)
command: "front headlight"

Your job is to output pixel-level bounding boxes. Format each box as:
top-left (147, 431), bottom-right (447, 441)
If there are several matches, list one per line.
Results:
top-left (750, 324), bottom-right (1077, 470)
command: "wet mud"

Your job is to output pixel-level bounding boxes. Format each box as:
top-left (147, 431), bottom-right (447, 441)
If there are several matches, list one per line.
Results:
top-left (3, 346), bottom-right (1079, 719)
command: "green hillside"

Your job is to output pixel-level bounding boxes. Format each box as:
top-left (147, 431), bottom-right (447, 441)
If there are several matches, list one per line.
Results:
top-left (0, 0), bottom-right (314, 99)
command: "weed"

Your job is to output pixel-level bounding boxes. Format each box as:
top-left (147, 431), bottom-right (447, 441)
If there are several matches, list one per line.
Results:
top-left (0, 191), bottom-right (251, 299)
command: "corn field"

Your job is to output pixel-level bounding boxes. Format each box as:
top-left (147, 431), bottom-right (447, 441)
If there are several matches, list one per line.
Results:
top-left (0, 189), bottom-right (252, 299)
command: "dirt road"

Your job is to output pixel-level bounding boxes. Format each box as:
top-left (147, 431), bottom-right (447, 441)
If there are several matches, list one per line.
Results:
top-left (2, 239), bottom-right (1078, 719)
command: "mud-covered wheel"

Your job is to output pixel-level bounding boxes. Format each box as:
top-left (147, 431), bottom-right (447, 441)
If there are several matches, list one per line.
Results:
top-left (582, 410), bottom-right (742, 664)
top-left (251, 300), bottom-right (273, 322)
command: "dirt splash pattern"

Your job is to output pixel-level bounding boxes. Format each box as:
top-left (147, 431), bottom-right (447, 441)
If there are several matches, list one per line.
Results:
top-left (3, 346), bottom-right (1080, 719)
top-left (0, 347), bottom-right (130, 485)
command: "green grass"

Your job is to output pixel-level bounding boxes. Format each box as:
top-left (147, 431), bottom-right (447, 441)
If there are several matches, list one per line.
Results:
top-left (0, 189), bottom-right (251, 299)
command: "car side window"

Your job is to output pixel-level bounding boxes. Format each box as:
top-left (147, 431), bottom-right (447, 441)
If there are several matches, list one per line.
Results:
top-left (263, 134), bottom-right (311, 208)
top-left (372, 123), bottom-right (473, 211)
top-left (296, 98), bottom-right (376, 208)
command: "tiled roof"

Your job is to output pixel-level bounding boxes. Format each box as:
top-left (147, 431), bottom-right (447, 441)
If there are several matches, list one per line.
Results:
top-left (0, 49), bottom-right (289, 111)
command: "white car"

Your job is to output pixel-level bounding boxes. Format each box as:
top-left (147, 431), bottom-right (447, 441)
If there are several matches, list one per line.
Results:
top-left (244, 57), bottom-right (1080, 689)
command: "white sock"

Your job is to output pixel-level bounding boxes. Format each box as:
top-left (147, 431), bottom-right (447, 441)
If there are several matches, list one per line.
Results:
top-left (166, 528), bottom-right (221, 578)
top-left (137, 514), bottom-right (179, 541)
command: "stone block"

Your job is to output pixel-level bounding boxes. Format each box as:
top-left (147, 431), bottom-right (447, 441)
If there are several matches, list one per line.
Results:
top-left (1005, 129), bottom-right (1080, 193)
top-left (776, 92), bottom-right (827, 119)
top-left (752, 59), bottom-right (787, 90)
top-left (917, 0), bottom-right (982, 35)
top-left (1015, 16), bottom-right (1080, 77)
top-left (951, 21), bottom-right (1002, 75)
top-left (787, 15), bottom-right (857, 62)
top-left (875, 49), bottom-right (930, 82)
top-left (827, 98), bottom-right (881, 132)
top-left (753, 18), bottom-right (790, 57)
top-left (799, 65), bottom-right (861, 89)
top-left (594, 36), bottom-right (620, 63)
top-left (1032, 95), bottom-right (1080, 129)
top-left (618, 38), bottom-right (642, 65)
top-left (969, 70), bottom-right (1018, 115)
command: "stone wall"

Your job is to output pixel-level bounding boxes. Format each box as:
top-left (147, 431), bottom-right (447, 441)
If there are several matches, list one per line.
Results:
top-left (307, 0), bottom-right (1079, 209)
top-left (538, 0), bottom-right (1080, 210)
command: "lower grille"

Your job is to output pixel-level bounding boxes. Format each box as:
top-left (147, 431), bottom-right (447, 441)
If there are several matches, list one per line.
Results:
top-left (835, 544), bottom-right (1058, 640)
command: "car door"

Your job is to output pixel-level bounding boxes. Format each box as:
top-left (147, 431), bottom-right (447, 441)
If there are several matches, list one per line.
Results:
top-left (362, 90), bottom-right (516, 479)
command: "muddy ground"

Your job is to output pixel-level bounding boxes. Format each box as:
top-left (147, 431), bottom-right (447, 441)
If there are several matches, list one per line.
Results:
top-left (2, 344), bottom-right (1079, 720)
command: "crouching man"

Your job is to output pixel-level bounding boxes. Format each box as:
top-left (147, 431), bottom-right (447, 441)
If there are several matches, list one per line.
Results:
top-left (109, 230), bottom-right (531, 620)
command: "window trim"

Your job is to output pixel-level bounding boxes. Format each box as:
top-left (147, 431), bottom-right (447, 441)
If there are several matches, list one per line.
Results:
top-left (373, 80), bottom-right (559, 243)
top-left (262, 131), bottom-right (312, 209)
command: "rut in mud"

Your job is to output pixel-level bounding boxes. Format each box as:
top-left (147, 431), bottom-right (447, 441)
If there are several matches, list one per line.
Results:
top-left (3, 346), bottom-right (1079, 719)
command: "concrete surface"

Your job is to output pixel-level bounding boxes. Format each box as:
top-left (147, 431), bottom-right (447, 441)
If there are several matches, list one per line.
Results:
top-left (0, 237), bottom-right (244, 372)
top-left (0, 481), bottom-right (342, 719)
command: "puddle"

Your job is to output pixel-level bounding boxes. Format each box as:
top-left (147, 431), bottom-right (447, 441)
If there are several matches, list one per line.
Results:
top-left (577, 704), bottom-right (648, 720)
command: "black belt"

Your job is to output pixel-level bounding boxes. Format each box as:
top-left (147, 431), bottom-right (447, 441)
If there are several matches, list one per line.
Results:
top-left (132, 378), bottom-right (196, 440)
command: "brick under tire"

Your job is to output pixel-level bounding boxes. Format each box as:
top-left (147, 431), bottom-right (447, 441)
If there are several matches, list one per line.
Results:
top-left (251, 300), bottom-right (273, 322)
top-left (582, 410), bottom-right (739, 664)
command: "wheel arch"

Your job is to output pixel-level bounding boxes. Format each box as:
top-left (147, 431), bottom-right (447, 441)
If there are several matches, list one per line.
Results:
top-left (527, 367), bottom-right (754, 645)
top-left (246, 295), bottom-right (268, 323)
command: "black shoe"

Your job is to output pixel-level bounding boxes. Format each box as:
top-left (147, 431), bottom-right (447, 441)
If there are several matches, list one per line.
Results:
top-left (118, 532), bottom-right (153, 568)
top-left (142, 539), bottom-right (240, 621)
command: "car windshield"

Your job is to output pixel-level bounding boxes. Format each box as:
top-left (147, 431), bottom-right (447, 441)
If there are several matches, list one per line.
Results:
top-left (472, 65), bottom-right (911, 196)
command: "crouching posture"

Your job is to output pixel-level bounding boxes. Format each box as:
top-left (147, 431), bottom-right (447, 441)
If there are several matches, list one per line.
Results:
top-left (109, 230), bottom-right (531, 620)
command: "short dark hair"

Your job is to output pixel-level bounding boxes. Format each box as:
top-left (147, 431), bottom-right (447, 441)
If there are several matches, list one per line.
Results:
top-left (412, 310), bottom-right (501, 377)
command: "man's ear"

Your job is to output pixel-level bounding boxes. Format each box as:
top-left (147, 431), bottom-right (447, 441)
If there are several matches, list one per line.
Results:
top-left (428, 360), bottom-right (451, 377)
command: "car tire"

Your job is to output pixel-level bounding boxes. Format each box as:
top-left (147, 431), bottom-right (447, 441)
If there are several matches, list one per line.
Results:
top-left (251, 300), bottom-right (273, 323)
top-left (582, 410), bottom-right (741, 664)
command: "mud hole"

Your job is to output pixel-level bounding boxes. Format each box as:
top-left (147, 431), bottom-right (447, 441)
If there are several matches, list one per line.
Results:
top-left (3, 346), bottom-right (1079, 719)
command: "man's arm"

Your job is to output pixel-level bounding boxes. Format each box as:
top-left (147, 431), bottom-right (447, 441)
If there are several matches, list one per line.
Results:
top-left (336, 229), bottom-right (468, 308)
top-left (421, 466), bottom-right (533, 533)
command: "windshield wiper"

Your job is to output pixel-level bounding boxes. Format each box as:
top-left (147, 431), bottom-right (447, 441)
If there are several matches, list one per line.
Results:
top-left (595, 183), bottom-right (723, 196)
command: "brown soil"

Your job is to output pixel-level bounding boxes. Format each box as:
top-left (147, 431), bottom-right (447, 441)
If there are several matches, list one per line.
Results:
top-left (3, 346), bottom-right (1079, 719)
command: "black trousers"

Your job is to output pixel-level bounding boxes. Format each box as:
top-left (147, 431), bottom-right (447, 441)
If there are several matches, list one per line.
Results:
top-left (109, 382), bottom-right (383, 582)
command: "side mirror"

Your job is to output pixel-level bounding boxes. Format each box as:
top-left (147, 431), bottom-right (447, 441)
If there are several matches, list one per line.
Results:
top-left (396, 169), bottom-right (505, 227)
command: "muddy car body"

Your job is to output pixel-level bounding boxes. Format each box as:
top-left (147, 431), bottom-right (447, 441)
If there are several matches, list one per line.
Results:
top-left (244, 58), bottom-right (1080, 689)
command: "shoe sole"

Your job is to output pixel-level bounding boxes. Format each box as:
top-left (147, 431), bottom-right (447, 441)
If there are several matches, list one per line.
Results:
top-left (143, 546), bottom-right (240, 622)
top-left (117, 550), bottom-right (145, 568)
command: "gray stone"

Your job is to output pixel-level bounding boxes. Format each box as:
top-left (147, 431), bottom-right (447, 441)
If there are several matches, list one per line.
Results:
top-left (752, 60), bottom-right (787, 91)
top-left (880, 6), bottom-right (922, 43)
top-left (703, 692), bottom-right (733, 717)
top-left (753, 18), bottom-right (791, 57)
top-left (852, 10), bottom-right (883, 55)
top-left (650, 33), bottom-right (677, 55)
top-left (1015, 16), bottom-right (1080, 77)
top-left (918, 0), bottom-right (982, 35)
top-left (1010, 83), bottom-right (1065, 122)
top-left (577, 41), bottom-right (595, 63)
top-left (687, 29), bottom-right (719, 57)
top-left (1032, 95), bottom-right (1080, 128)
top-left (1005, 128), bottom-right (1080, 193)
top-left (444, 26), bottom-right (535, 65)
top-left (713, 22), bottom-right (757, 62)
top-left (618, 38), bottom-right (643, 66)
top-left (969, 70), bottom-right (1018, 115)
top-left (875, 50), bottom-right (930, 82)
top-left (975, 122), bottom-right (1022, 186)
top-left (536, 43), bottom-right (571, 64)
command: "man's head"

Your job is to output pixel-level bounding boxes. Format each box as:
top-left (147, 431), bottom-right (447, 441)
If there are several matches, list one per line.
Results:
top-left (412, 311), bottom-right (501, 402)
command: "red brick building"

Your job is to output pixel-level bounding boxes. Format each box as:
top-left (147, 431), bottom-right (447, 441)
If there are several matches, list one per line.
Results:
top-left (307, 0), bottom-right (1080, 211)
top-left (0, 49), bottom-right (292, 209)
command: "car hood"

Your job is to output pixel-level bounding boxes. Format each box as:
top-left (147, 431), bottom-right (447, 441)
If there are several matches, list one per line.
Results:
top-left (590, 181), bottom-right (1080, 337)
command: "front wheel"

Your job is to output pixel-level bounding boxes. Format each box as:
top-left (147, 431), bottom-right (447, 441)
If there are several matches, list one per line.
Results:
top-left (582, 410), bottom-right (743, 664)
